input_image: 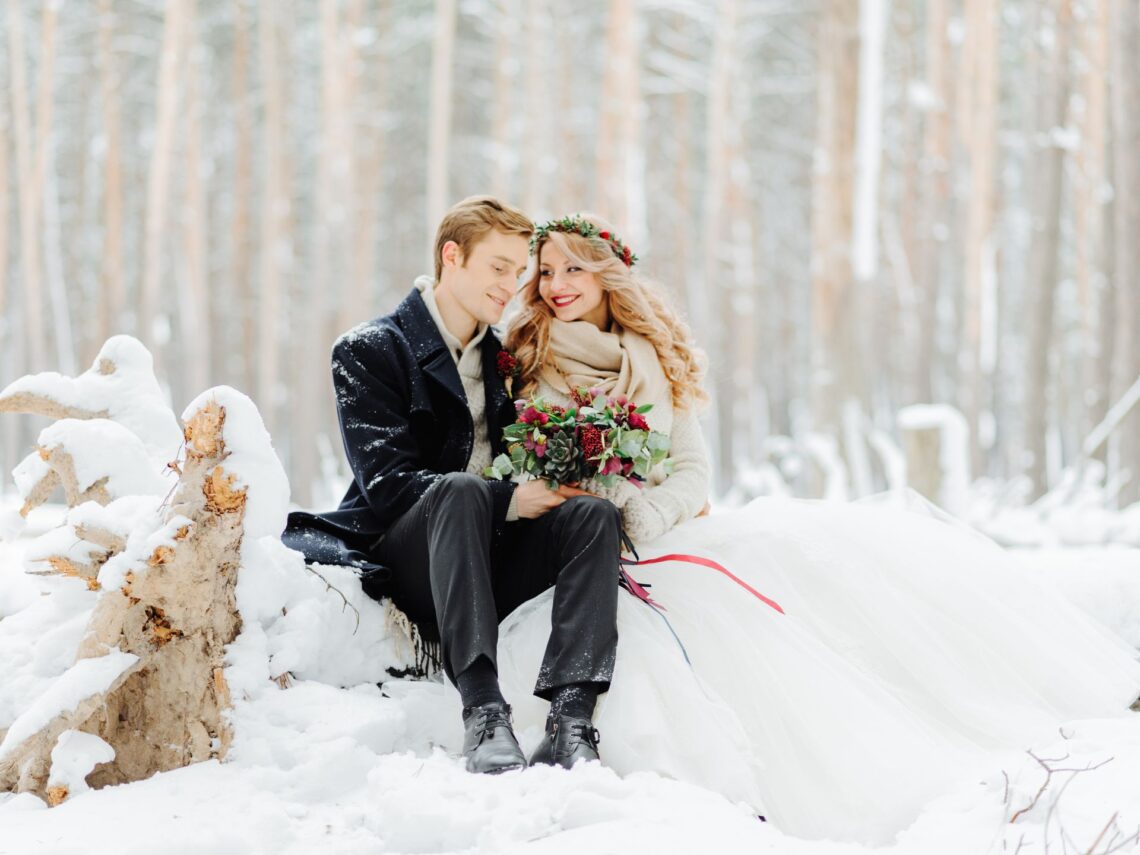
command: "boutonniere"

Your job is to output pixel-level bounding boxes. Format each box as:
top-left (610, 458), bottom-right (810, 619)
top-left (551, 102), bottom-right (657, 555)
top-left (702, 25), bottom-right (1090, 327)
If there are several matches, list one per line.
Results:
top-left (496, 348), bottom-right (522, 396)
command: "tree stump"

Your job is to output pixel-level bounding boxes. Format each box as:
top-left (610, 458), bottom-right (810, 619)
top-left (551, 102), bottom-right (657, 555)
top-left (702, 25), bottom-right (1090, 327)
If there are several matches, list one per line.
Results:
top-left (0, 398), bottom-right (244, 803)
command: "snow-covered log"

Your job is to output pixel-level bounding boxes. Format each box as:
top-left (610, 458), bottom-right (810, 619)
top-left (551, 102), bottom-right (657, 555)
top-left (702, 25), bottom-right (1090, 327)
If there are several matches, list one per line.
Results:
top-left (0, 335), bottom-right (182, 459)
top-left (0, 392), bottom-right (257, 803)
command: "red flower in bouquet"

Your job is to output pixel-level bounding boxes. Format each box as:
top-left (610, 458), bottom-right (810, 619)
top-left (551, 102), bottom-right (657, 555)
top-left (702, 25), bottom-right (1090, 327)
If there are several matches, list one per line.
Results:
top-left (484, 388), bottom-right (672, 488)
top-left (578, 423), bottom-right (605, 460)
top-left (519, 404), bottom-right (549, 426)
top-left (627, 410), bottom-right (650, 431)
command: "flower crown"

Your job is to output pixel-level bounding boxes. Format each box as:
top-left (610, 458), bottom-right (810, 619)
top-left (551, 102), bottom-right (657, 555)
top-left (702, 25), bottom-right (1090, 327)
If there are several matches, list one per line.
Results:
top-left (530, 215), bottom-right (639, 267)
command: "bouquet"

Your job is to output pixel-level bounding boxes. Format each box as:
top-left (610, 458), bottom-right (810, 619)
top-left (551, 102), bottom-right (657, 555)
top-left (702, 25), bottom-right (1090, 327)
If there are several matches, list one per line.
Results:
top-left (484, 388), bottom-right (672, 488)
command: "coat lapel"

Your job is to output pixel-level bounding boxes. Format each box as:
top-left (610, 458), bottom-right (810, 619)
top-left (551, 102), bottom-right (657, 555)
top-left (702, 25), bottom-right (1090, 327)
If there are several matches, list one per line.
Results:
top-left (394, 288), bottom-right (467, 408)
top-left (481, 331), bottom-right (517, 456)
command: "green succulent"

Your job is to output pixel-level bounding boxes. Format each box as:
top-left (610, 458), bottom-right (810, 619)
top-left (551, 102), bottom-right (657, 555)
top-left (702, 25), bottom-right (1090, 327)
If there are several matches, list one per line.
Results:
top-left (544, 429), bottom-right (582, 484)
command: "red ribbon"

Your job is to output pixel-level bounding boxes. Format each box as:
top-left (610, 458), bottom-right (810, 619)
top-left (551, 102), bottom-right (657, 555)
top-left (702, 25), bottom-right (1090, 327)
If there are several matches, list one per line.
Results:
top-left (622, 553), bottom-right (785, 615)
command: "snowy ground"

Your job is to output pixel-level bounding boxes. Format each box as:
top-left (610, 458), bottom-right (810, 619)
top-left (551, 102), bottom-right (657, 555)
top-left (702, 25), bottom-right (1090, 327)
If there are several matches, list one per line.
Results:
top-left (2, 499), bottom-right (1140, 855)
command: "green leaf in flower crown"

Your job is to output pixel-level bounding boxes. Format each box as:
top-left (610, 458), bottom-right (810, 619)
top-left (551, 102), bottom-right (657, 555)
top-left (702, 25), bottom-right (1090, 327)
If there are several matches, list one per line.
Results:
top-left (634, 404), bottom-right (654, 414)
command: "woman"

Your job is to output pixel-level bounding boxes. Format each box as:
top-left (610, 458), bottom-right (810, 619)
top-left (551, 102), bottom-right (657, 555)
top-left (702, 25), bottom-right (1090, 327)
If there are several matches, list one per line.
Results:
top-left (497, 213), bottom-right (1140, 844)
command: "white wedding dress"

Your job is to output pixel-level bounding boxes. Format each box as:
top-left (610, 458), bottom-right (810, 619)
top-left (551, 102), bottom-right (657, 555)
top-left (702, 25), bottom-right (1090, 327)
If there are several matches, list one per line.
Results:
top-left (496, 495), bottom-right (1140, 844)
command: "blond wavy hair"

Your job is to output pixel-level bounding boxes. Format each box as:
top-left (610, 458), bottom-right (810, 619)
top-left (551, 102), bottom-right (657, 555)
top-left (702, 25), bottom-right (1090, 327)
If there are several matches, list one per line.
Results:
top-left (504, 214), bottom-right (708, 411)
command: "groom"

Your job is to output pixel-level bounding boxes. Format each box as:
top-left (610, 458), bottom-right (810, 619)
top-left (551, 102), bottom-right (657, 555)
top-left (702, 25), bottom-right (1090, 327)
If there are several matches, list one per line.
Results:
top-left (285, 196), bottom-right (621, 774)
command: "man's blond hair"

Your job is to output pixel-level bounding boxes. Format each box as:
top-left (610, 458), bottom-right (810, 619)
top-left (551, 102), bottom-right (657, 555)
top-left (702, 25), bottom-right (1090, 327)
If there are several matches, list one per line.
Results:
top-left (434, 196), bottom-right (533, 281)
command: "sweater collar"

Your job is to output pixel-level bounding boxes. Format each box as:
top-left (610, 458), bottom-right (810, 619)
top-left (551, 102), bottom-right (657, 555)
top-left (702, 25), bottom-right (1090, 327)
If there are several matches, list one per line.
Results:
top-left (415, 275), bottom-right (489, 363)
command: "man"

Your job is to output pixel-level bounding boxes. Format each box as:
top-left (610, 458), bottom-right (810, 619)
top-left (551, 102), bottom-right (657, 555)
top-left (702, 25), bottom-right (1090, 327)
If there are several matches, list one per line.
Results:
top-left (285, 196), bottom-right (621, 774)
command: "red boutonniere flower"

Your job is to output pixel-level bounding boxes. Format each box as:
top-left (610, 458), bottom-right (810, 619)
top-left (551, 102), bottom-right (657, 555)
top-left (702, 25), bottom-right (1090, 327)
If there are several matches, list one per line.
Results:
top-left (497, 349), bottom-right (521, 395)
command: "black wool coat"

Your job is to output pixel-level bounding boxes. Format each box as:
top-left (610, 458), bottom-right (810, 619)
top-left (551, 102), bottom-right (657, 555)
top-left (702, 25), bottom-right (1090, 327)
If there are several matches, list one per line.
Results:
top-left (287, 287), bottom-right (519, 554)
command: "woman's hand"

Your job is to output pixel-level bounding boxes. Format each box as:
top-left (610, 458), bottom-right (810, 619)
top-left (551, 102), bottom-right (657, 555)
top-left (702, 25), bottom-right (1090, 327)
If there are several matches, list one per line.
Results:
top-left (514, 480), bottom-right (592, 518)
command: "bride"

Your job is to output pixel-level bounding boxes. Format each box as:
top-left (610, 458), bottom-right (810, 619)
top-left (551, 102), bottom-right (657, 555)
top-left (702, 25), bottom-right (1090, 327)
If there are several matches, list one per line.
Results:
top-left (495, 213), bottom-right (1140, 844)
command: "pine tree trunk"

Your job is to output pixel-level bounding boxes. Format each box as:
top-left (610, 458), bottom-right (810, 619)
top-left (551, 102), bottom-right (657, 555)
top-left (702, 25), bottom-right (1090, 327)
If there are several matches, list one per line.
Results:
top-left (957, 0), bottom-right (1000, 479)
top-left (702, 0), bottom-right (739, 493)
top-left (1024, 0), bottom-right (1073, 498)
top-left (425, 0), bottom-right (456, 255)
top-left (1110, 0), bottom-right (1140, 505)
top-left (97, 0), bottom-right (126, 353)
top-left (1075, 0), bottom-right (1112, 462)
top-left (229, 0), bottom-right (255, 396)
top-left (180, 0), bottom-right (210, 403)
top-left (141, 0), bottom-right (188, 370)
top-left (256, 1), bottom-right (289, 442)
top-left (594, 0), bottom-right (640, 230)
top-left (810, 0), bottom-right (861, 464)
top-left (7, 2), bottom-right (45, 372)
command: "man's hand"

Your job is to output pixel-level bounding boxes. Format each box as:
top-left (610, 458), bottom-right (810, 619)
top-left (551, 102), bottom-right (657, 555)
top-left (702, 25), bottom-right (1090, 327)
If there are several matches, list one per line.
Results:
top-left (515, 480), bottom-right (592, 518)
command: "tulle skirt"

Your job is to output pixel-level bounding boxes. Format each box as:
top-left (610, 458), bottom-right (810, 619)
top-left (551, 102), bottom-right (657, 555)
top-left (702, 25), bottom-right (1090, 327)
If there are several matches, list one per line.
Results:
top-left (496, 496), bottom-right (1140, 844)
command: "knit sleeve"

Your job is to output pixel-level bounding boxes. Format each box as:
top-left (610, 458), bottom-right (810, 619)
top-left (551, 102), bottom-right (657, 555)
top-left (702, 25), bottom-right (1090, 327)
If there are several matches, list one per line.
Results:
top-left (590, 410), bottom-right (711, 545)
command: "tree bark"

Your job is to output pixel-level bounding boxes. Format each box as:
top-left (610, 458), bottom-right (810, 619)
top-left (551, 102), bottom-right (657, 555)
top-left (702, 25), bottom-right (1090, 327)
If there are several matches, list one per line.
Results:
top-left (256, 1), bottom-right (290, 443)
top-left (1075, 0), bottom-right (1112, 463)
top-left (810, 0), bottom-right (862, 470)
top-left (97, 0), bottom-right (126, 353)
top-left (180, 0), bottom-right (210, 405)
top-left (1024, 0), bottom-right (1073, 498)
top-left (956, 0), bottom-right (1000, 478)
top-left (7, 1), bottom-right (45, 372)
top-left (595, 0), bottom-right (642, 231)
top-left (425, 0), bottom-right (456, 256)
top-left (229, 0), bottom-right (255, 396)
top-left (1109, 0), bottom-right (1140, 505)
top-left (140, 0), bottom-right (189, 370)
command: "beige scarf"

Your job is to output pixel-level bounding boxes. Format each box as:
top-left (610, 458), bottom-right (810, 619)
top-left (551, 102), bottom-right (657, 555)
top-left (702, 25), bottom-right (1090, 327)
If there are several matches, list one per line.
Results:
top-left (541, 319), bottom-right (674, 433)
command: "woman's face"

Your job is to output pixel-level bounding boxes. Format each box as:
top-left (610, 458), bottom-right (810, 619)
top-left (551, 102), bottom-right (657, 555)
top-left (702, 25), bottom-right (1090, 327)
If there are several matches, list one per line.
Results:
top-left (537, 240), bottom-right (610, 329)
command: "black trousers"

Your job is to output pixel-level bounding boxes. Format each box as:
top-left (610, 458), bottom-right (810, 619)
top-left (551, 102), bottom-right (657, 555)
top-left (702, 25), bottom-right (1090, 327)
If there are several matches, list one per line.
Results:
top-left (372, 472), bottom-right (621, 700)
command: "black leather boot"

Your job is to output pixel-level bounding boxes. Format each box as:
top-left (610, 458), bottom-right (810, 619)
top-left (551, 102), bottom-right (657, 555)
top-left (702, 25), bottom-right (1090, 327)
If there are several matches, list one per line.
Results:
top-left (462, 702), bottom-right (527, 774)
top-left (528, 715), bottom-right (601, 769)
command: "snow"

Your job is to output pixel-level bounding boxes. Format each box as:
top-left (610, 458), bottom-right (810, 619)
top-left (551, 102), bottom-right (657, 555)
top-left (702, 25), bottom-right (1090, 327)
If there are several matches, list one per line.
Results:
top-left (36, 418), bottom-right (169, 497)
top-left (2, 492), bottom-right (1138, 853)
top-left (95, 511), bottom-right (186, 591)
top-left (0, 335), bottom-right (183, 460)
top-left (0, 649), bottom-right (138, 762)
top-left (11, 452), bottom-right (50, 499)
top-left (47, 730), bottom-right (115, 797)
top-left (1, 354), bottom-right (1139, 852)
top-left (181, 386), bottom-right (290, 545)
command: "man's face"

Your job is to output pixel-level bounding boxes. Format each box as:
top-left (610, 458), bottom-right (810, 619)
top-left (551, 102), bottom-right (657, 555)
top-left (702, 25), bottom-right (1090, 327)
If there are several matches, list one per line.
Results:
top-left (440, 230), bottom-right (530, 325)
